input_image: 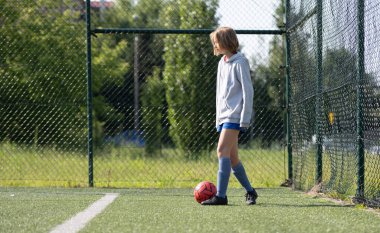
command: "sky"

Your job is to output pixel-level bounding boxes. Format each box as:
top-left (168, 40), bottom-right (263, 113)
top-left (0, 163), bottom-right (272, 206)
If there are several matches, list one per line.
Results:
top-left (217, 0), bottom-right (281, 63)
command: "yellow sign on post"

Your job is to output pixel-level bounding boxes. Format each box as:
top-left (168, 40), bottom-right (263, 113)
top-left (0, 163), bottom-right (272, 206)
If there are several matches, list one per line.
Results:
top-left (328, 112), bottom-right (334, 125)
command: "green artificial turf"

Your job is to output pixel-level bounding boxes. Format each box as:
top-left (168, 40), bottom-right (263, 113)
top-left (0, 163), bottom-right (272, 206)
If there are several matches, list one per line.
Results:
top-left (0, 187), bottom-right (101, 233)
top-left (1, 187), bottom-right (379, 233)
top-left (83, 188), bottom-right (380, 233)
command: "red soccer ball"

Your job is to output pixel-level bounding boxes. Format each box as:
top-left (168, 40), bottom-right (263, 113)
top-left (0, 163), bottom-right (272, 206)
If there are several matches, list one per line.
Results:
top-left (194, 181), bottom-right (216, 203)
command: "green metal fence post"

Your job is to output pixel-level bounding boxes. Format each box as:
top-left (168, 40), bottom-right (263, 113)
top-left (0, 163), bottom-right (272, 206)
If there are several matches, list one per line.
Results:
top-left (356, 0), bottom-right (365, 199)
top-left (315, 0), bottom-right (323, 184)
top-left (285, 0), bottom-right (293, 183)
top-left (85, 0), bottom-right (94, 187)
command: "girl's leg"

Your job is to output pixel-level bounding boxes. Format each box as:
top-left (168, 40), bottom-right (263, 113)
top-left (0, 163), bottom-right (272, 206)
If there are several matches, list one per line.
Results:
top-left (217, 128), bottom-right (239, 158)
top-left (230, 136), bottom-right (258, 205)
top-left (231, 141), bottom-right (254, 192)
top-left (215, 129), bottom-right (239, 198)
top-left (229, 139), bottom-right (239, 167)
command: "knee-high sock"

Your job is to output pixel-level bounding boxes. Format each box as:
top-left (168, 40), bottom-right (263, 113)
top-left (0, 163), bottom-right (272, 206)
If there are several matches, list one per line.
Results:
top-left (232, 161), bottom-right (254, 192)
top-left (216, 157), bottom-right (231, 198)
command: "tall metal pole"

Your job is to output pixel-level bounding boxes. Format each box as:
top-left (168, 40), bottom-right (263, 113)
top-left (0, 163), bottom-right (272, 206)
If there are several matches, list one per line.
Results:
top-left (356, 0), bottom-right (365, 200)
top-left (85, 0), bottom-right (94, 187)
top-left (315, 0), bottom-right (323, 184)
top-left (100, 0), bottom-right (105, 22)
top-left (133, 15), bottom-right (140, 133)
top-left (285, 0), bottom-right (293, 183)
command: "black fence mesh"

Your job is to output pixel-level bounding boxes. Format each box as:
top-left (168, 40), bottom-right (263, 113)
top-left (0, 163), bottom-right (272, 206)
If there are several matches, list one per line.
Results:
top-left (0, 0), bottom-right (286, 188)
top-left (288, 0), bottom-right (380, 207)
top-left (0, 0), bottom-right (88, 186)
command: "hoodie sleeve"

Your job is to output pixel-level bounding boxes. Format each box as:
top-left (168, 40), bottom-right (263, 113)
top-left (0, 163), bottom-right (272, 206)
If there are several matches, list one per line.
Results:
top-left (236, 59), bottom-right (254, 128)
top-left (215, 61), bottom-right (222, 129)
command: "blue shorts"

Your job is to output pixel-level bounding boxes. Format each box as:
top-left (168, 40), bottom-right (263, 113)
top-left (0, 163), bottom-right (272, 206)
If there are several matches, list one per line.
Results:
top-left (217, 123), bottom-right (246, 133)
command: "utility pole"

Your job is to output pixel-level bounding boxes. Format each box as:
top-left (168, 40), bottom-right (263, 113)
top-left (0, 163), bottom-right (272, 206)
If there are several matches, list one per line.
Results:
top-left (133, 15), bottom-right (140, 132)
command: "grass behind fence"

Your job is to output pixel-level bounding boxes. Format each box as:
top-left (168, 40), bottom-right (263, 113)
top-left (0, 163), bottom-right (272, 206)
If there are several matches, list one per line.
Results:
top-left (0, 142), bottom-right (287, 188)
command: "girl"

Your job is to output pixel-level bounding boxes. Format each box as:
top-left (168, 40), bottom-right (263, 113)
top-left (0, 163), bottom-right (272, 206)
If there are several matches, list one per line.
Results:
top-left (201, 27), bottom-right (258, 205)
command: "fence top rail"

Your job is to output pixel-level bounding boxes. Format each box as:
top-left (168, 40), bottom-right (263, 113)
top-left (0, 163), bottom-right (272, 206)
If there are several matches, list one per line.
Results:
top-left (92, 28), bottom-right (285, 35)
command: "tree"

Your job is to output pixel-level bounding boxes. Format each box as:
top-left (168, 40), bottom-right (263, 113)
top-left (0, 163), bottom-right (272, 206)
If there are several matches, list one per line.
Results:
top-left (132, 0), bottom-right (168, 155)
top-left (0, 0), bottom-right (88, 148)
top-left (161, 0), bottom-right (219, 158)
top-left (141, 67), bottom-right (165, 155)
top-left (322, 47), bottom-right (379, 134)
top-left (0, 0), bottom-right (129, 150)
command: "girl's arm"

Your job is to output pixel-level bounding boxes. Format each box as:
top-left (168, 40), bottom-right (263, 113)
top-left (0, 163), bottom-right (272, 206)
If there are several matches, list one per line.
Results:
top-left (237, 60), bottom-right (254, 127)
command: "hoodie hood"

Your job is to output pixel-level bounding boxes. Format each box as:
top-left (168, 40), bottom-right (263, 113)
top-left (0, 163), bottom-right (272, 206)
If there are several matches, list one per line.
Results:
top-left (224, 52), bottom-right (244, 63)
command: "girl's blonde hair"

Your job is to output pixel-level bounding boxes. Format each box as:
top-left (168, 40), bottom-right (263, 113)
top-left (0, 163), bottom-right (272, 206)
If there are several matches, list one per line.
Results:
top-left (210, 27), bottom-right (239, 55)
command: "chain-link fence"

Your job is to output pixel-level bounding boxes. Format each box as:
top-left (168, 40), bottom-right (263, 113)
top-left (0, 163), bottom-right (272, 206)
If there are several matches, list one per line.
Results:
top-left (287, 0), bottom-right (380, 207)
top-left (0, 0), bottom-right (286, 188)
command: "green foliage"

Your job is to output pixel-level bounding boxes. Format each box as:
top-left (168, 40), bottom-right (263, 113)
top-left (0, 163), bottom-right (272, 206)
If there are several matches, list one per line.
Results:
top-left (0, 0), bottom-right (87, 148)
top-left (92, 36), bottom-right (129, 142)
top-left (0, 0), bottom-right (129, 150)
top-left (141, 67), bottom-right (165, 155)
top-left (92, 0), bottom-right (133, 28)
top-left (161, 0), bottom-right (219, 158)
top-left (133, 0), bottom-right (163, 28)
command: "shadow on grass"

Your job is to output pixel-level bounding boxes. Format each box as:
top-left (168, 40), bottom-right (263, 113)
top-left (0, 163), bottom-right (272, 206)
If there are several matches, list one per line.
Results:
top-left (257, 203), bottom-right (354, 208)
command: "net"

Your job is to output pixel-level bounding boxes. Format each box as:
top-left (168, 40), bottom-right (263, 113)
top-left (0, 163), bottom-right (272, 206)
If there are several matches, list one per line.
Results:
top-left (287, 0), bottom-right (380, 207)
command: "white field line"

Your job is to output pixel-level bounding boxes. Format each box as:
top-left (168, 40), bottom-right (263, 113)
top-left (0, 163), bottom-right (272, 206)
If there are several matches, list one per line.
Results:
top-left (50, 193), bottom-right (119, 233)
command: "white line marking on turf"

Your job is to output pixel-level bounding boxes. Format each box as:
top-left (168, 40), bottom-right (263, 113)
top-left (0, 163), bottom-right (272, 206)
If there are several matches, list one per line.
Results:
top-left (50, 193), bottom-right (119, 233)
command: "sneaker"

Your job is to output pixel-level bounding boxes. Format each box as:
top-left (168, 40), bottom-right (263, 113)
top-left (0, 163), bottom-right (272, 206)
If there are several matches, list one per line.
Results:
top-left (201, 195), bottom-right (228, 205)
top-left (245, 189), bottom-right (258, 205)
